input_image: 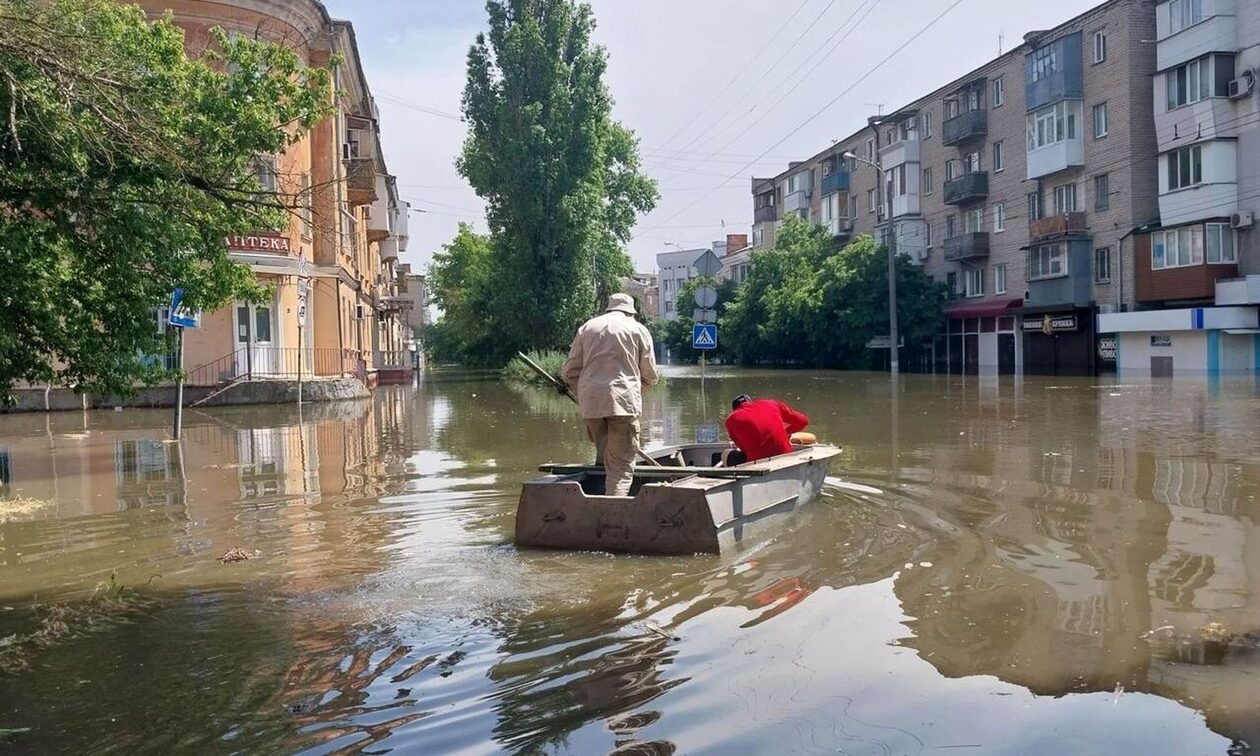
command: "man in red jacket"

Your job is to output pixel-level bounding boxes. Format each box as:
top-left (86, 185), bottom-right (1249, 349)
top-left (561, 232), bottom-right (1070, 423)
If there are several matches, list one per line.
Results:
top-left (723, 394), bottom-right (810, 465)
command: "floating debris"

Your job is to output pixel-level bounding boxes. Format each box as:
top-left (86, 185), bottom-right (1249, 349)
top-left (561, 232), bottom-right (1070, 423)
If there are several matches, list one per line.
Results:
top-left (217, 548), bottom-right (260, 564)
top-left (0, 497), bottom-right (53, 525)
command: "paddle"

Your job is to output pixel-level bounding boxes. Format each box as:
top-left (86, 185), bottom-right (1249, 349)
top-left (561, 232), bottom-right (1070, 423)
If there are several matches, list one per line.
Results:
top-left (514, 351), bottom-right (662, 467)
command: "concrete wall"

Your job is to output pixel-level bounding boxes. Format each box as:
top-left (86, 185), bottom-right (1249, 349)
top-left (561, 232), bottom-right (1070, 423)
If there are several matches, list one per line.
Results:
top-left (3, 378), bottom-right (369, 414)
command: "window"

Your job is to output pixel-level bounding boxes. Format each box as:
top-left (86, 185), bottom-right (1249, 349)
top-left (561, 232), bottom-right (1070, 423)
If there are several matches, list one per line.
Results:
top-left (965, 268), bottom-right (985, 298)
top-left (945, 97), bottom-right (960, 119)
top-left (946, 271), bottom-right (958, 298)
top-left (1094, 174), bottom-right (1110, 211)
top-left (255, 157), bottom-right (277, 195)
top-left (1152, 225), bottom-right (1205, 269)
top-left (995, 264), bottom-right (1008, 294)
top-left (964, 207), bottom-right (984, 234)
top-left (945, 159), bottom-right (958, 182)
top-left (923, 166), bottom-right (934, 195)
top-left (994, 203), bottom-right (1006, 232)
top-left (752, 226), bottom-right (765, 247)
top-left (1053, 183), bottom-right (1078, 214)
top-left (868, 188), bottom-right (877, 214)
top-left (1167, 55), bottom-right (1235, 109)
top-left (1095, 247), bottom-right (1112, 282)
top-left (1031, 45), bottom-right (1058, 83)
top-left (1168, 0), bottom-right (1203, 35)
top-left (1029, 244), bottom-right (1068, 280)
top-left (1093, 31), bottom-right (1107, 64)
top-left (963, 151), bottom-right (981, 174)
top-left (665, 301), bottom-right (674, 314)
top-left (946, 215), bottom-right (957, 238)
top-left (1166, 145), bottom-right (1202, 191)
top-left (786, 171), bottom-right (812, 194)
top-left (925, 221), bottom-right (933, 248)
top-left (1206, 223), bottom-right (1237, 263)
top-left (892, 164), bottom-right (908, 197)
top-left (1026, 101), bottom-right (1081, 151)
top-left (866, 138), bottom-right (875, 160)
top-left (1028, 192), bottom-right (1043, 221)
top-left (992, 77), bottom-right (1004, 108)
top-left (922, 111), bottom-right (934, 138)
top-left (1093, 103), bottom-right (1108, 138)
top-left (993, 141), bottom-right (1005, 172)
top-left (963, 85), bottom-right (983, 112)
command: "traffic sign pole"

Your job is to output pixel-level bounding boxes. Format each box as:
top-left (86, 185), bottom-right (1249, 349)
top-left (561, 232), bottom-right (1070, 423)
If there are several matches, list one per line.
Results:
top-left (172, 326), bottom-right (184, 440)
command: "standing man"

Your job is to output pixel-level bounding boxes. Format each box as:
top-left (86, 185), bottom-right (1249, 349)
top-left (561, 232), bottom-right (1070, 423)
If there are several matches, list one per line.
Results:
top-left (563, 294), bottom-right (659, 496)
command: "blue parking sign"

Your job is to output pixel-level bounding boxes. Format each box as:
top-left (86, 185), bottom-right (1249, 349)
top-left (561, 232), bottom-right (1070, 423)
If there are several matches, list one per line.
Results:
top-left (692, 323), bottom-right (717, 350)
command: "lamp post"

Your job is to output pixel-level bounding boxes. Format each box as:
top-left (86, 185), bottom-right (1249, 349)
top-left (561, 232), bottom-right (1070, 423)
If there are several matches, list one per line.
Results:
top-left (843, 141), bottom-right (899, 375)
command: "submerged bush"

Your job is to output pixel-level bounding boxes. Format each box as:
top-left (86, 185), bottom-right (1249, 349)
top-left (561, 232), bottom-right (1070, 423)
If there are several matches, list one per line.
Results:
top-left (501, 350), bottom-right (569, 389)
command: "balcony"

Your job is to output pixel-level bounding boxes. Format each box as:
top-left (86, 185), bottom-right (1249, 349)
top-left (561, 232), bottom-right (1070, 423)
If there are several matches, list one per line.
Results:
top-left (1156, 0), bottom-right (1236, 70)
top-left (825, 217), bottom-right (854, 238)
top-left (943, 171), bottom-right (989, 205)
top-left (1027, 137), bottom-right (1084, 180)
top-left (1024, 33), bottom-right (1084, 111)
top-left (345, 158), bottom-right (377, 206)
top-left (754, 204), bottom-right (778, 224)
top-left (367, 175), bottom-right (392, 243)
top-left (379, 237), bottom-right (400, 263)
top-left (1030, 211), bottom-right (1088, 241)
top-left (1217, 275), bottom-right (1260, 305)
top-left (879, 136), bottom-right (920, 169)
top-left (783, 189), bottom-right (811, 214)
top-left (821, 170), bottom-right (850, 195)
top-left (942, 109), bottom-right (988, 146)
top-left (943, 232), bottom-right (991, 262)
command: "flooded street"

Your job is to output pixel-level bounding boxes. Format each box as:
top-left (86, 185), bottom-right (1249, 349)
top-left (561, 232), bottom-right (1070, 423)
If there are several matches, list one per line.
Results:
top-left (1, 369), bottom-right (1258, 754)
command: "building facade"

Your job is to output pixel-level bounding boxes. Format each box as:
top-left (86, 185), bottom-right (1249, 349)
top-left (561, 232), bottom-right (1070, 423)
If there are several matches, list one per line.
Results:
top-left (749, 0), bottom-right (1166, 376)
top-left (136, 1), bottom-right (411, 389)
top-left (1100, 0), bottom-right (1260, 375)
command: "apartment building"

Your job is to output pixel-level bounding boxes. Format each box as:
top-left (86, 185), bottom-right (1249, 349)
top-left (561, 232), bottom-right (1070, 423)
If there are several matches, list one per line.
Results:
top-left (1100, 0), bottom-right (1260, 375)
top-left (656, 235), bottom-right (743, 319)
top-left (135, 1), bottom-right (411, 389)
top-left (750, 0), bottom-right (1161, 376)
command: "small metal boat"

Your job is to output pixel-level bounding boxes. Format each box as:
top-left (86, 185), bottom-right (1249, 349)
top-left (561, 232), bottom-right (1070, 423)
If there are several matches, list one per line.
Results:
top-left (514, 443), bottom-right (841, 555)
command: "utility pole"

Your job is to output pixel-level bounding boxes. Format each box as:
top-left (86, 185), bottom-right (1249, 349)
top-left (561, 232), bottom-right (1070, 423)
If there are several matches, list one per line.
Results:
top-left (871, 118), bottom-right (899, 376)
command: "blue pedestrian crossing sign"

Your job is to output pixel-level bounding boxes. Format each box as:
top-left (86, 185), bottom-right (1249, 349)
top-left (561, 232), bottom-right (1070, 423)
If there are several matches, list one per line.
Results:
top-left (692, 323), bottom-right (717, 350)
top-left (167, 288), bottom-right (200, 329)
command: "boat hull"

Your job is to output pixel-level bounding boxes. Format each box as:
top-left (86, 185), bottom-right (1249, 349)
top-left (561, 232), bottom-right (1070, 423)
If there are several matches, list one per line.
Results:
top-left (514, 444), bottom-right (839, 555)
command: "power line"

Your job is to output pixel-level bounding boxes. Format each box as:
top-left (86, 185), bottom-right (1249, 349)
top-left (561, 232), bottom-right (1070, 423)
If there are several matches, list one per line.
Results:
top-left (648, 0), bottom-right (815, 154)
top-left (644, 0), bottom-right (969, 230)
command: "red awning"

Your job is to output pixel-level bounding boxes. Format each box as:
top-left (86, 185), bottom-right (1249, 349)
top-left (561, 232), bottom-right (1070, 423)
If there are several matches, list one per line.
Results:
top-left (944, 299), bottom-right (1024, 319)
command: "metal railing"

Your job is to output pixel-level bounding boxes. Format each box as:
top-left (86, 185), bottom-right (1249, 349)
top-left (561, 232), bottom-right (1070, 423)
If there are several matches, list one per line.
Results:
top-left (183, 347), bottom-right (368, 386)
top-left (1029, 211), bottom-right (1088, 241)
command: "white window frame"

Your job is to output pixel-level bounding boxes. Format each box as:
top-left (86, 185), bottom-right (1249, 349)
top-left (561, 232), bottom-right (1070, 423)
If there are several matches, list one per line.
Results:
top-left (992, 78), bottom-right (1004, 108)
top-left (993, 141), bottom-right (1005, 172)
top-left (995, 264), bottom-right (1008, 294)
top-left (965, 268), bottom-right (985, 298)
top-left (1205, 222), bottom-right (1237, 264)
top-left (923, 166), bottom-right (934, 195)
top-left (993, 203), bottom-right (1006, 233)
top-left (922, 111), bottom-right (934, 138)
top-left (1029, 244), bottom-right (1068, 281)
top-left (868, 188), bottom-right (877, 214)
top-left (1152, 225), bottom-right (1205, 269)
top-left (964, 207), bottom-right (984, 234)
top-left (1168, 0), bottom-right (1203, 36)
top-left (1093, 102), bottom-right (1108, 138)
top-left (1026, 101), bottom-right (1080, 151)
top-left (1053, 183), bottom-right (1078, 214)
top-left (1093, 31), bottom-right (1107, 64)
top-left (1166, 144), bottom-right (1203, 191)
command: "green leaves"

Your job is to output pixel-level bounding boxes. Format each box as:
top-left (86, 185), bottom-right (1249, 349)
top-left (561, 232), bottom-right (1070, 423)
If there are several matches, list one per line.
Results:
top-left (452, 0), bottom-right (657, 364)
top-left (0, 0), bottom-right (332, 398)
top-left (720, 217), bottom-right (946, 368)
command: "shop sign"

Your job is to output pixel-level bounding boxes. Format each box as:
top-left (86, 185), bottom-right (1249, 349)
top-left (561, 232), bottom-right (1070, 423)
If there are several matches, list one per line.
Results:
top-left (226, 233), bottom-right (291, 252)
top-left (1150, 334), bottom-right (1172, 348)
top-left (1021, 314), bottom-right (1078, 334)
top-left (1097, 336), bottom-right (1117, 362)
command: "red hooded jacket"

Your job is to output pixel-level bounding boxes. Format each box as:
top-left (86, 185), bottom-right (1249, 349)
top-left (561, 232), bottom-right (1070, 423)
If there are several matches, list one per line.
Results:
top-left (725, 399), bottom-right (810, 462)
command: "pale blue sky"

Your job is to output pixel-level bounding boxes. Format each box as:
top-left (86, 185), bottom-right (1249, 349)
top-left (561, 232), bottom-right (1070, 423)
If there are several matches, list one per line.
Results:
top-left (325, 0), bottom-right (1105, 273)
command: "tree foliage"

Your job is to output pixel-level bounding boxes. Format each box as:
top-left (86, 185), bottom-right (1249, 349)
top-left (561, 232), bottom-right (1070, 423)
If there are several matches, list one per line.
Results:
top-left (721, 217), bottom-right (946, 368)
top-left (654, 276), bottom-right (737, 364)
top-left (456, 0), bottom-right (657, 363)
top-left (0, 0), bottom-right (332, 398)
top-left (423, 223), bottom-right (497, 364)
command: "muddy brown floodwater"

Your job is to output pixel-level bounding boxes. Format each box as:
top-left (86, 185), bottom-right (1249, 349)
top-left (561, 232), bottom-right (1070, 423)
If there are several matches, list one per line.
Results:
top-left (0, 368), bottom-right (1258, 754)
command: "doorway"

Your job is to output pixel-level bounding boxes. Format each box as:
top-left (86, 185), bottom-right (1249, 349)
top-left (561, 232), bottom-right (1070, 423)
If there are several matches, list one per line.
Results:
top-left (235, 300), bottom-right (278, 377)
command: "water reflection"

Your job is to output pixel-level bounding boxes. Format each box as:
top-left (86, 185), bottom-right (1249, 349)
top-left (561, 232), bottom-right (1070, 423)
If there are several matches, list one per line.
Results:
top-left (0, 371), bottom-right (1256, 753)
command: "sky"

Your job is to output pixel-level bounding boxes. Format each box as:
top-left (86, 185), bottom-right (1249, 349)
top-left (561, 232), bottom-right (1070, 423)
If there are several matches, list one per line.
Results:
top-left (323, 0), bottom-right (1105, 275)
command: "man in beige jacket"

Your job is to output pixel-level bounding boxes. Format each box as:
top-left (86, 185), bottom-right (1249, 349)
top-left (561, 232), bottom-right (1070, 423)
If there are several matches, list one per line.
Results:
top-left (563, 293), bottom-right (659, 496)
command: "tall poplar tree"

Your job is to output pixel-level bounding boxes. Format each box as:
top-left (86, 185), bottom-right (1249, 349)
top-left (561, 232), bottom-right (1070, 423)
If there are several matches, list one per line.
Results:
top-left (458, 0), bottom-right (658, 360)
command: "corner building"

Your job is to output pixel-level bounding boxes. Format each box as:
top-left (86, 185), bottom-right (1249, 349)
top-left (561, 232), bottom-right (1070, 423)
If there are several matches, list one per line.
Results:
top-left (751, 0), bottom-right (1161, 375)
top-left (133, 1), bottom-right (412, 389)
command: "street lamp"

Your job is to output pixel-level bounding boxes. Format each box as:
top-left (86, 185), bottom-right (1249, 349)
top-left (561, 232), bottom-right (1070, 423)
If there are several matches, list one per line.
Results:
top-left (842, 146), bottom-right (899, 376)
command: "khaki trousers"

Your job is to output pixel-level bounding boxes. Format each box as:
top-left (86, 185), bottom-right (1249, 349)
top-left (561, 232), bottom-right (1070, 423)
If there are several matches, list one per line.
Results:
top-left (584, 416), bottom-right (639, 496)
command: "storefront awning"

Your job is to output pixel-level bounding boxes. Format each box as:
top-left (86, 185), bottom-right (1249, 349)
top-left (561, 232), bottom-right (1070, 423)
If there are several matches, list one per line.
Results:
top-left (944, 299), bottom-right (1024, 319)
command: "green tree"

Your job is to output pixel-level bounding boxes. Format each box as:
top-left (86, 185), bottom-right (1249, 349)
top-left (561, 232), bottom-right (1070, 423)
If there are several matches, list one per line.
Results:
top-left (720, 217), bottom-right (945, 368)
top-left (0, 0), bottom-right (332, 399)
top-left (457, 0), bottom-right (658, 362)
top-left (656, 275), bottom-right (738, 363)
top-left (424, 223), bottom-right (497, 364)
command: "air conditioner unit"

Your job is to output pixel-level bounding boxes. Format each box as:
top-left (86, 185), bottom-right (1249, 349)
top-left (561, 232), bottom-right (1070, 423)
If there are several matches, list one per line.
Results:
top-left (1227, 69), bottom-right (1256, 100)
top-left (1230, 210), bottom-right (1254, 230)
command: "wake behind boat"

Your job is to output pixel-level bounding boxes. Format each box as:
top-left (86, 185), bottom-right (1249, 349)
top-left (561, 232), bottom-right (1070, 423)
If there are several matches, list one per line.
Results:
top-left (514, 442), bottom-right (841, 555)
